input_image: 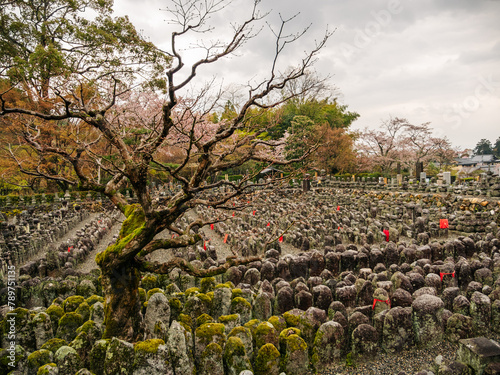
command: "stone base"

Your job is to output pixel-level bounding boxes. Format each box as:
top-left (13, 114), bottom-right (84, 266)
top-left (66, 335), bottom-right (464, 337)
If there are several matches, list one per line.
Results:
top-left (457, 337), bottom-right (500, 375)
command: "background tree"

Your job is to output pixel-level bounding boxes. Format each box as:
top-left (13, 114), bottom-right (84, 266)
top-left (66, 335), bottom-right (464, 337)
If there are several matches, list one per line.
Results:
top-left (474, 138), bottom-right (493, 155)
top-left (492, 137), bottom-right (500, 158)
top-left (356, 117), bottom-right (409, 175)
top-left (0, 0), bottom-right (332, 341)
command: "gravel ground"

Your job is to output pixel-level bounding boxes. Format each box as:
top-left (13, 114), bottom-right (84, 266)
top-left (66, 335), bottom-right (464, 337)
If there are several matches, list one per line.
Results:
top-left (75, 214), bottom-right (123, 274)
top-left (16, 212), bottom-right (100, 277)
top-left (319, 331), bottom-right (500, 375)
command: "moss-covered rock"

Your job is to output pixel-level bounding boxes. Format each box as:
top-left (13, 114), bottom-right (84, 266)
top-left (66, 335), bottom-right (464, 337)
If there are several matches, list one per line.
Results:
top-left (218, 314), bottom-right (241, 333)
top-left (230, 297), bottom-right (252, 325)
top-left (56, 312), bottom-right (83, 342)
top-left (223, 336), bottom-right (252, 375)
top-left (76, 320), bottom-right (102, 344)
top-left (200, 277), bottom-right (216, 294)
top-left (146, 288), bottom-right (164, 301)
top-left (199, 342), bottom-right (224, 375)
top-left (104, 337), bottom-right (134, 375)
top-left (168, 297), bottom-right (182, 324)
top-left (243, 319), bottom-right (261, 337)
top-left (27, 349), bottom-right (53, 375)
top-left (279, 331), bottom-right (309, 375)
top-left (228, 326), bottom-right (254, 360)
top-left (69, 331), bottom-right (92, 368)
top-left (85, 295), bottom-right (104, 307)
top-left (62, 296), bottom-right (85, 313)
top-left (144, 292), bottom-right (170, 340)
top-left (140, 274), bottom-right (158, 291)
top-left (254, 322), bottom-right (279, 352)
top-left (1, 307), bottom-right (35, 351)
top-left (194, 323), bottom-right (226, 364)
top-left (311, 321), bottom-right (344, 372)
top-left (167, 321), bottom-right (194, 375)
top-left (46, 305), bottom-right (64, 333)
top-left (196, 313), bottom-right (214, 327)
top-left (212, 287), bottom-right (232, 319)
top-left (88, 339), bottom-right (109, 375)
top-left (0, 345), bottom-right (26, 374)
top-left (132, 339), bottom-right (173, 375)
top-left (268, 316), bottom-right (286, 334)
top-left (254, 343), bottom-right (280, 375)
top-left (32, 312), bottom-right (54, 350)
top-left (36, 363), bottom-right (58, 375)
top-left (75, 301), bottom-right (91, 322)
top-left (446, 313), bottom-right (473, 343)
top-left (184, 294), bottom-right (211, 324)
top-left (185, 287), bottom-right (201, 297)
top-left (54, 345), bottom-right (82, 374)
top-left (138, 288), bottom-right (147, 304)
top-left (41, 338), bottom-right (67, 354)
top-left (76, 279), bottom-right (97, 298)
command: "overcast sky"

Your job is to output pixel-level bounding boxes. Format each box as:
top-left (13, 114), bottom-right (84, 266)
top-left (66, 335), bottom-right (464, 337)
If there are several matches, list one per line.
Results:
top-left (113, 0), bottom-right (500, 151)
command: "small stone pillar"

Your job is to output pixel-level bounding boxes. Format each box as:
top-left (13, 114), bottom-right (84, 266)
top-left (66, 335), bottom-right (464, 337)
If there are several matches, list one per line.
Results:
top-left (412, 294), bottom-right (444, 348)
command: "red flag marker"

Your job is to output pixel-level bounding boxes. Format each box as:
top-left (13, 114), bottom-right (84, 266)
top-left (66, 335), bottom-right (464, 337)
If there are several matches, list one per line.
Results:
top-left (252, 210), bottom-right (256, 215)
top-left (337, 205), bottom-right (340, 211)
top-left (210, 224), bottom-right (214, 230)
top-left (224, 234), bottom-right (228, 243)
top-left (383, 229), bottom-right (390, 242)
top-left (203, 241), bottom-right (207, 250)
top-left (232, 212), bottom-right (235, 217)
top-left (279, 236), bottom-right (283, 243)
top-left (68, 246), bottom-right (72, 252)
top-left (267, 222), bottom-right (270, 227)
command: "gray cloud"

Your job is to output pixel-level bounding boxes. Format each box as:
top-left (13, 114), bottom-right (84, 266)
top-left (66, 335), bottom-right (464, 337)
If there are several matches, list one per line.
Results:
top-left (113, 0), bottom-right (500, 149)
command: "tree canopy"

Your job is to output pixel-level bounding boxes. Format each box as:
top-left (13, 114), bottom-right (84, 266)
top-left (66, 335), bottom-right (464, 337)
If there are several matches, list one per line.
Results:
top-left (0, 0), bottom-right (333, 340)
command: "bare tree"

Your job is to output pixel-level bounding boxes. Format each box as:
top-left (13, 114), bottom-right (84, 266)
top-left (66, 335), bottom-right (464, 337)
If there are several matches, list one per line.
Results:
top-left (0, 0), bottom-right (332, 340)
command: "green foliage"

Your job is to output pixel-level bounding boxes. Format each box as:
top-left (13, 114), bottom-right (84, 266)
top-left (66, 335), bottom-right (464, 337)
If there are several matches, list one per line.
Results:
top-left (474, 138), bottom-right (493, 155)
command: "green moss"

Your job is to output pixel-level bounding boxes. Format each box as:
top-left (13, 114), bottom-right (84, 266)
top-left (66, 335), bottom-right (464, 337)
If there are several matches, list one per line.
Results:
top-left (134, 339), bottom-right (165, 354)
top-left (215, 282), bottom-right (235, 289)
top-left (228, 326), bottom-right (250, 337)
top-left (254, 343), bottom-right (280, 375)
top-left (179, 313), bottom-right (192, 328)
top-left (279, 327), bottom-right (301, 340)
top-left (195, 323), bottom-right (225, 342)
top-left (345, 352), bottom-right (356, 367)
top-left (120, 204), bottom-right (146, 239)
top-left (224, 336), bottom-right (246, 357)
top-left (231, 297), bottom-right (251, 311)
top-left (146, 288), bottom-right (165, 300)
top-left (283, 311), bottom-right (300, 327)
top-left (268, 316), bottom-right (286, 334)
top-left (96, 205), bottom-right (146, 266)
top-left (36, 363), bottom-right (58, 375)
top-left (207, 291), bottom-right (214, 301)
top-left (62, 296), bottom-right (85, 313)
top-left (219, 314), bottom-right (239, 323)
top-left (76, 320), bottom-right (97, 335)
top-left (244, 319), bottom-right (261, 336)
top-left (140, 274), bottom-right (158, 290)
top-left (197, 293), bottom-right (212, 305)
top-left (200, 277), bottom-right (216, 293)
top-left (196, 313), bottom-right (214, 327)
top-left (85, 295), bottom-right (104, 306)
top-left (282, 334), bottom-right (307, 352)
top-left (137, 288), bottom-right (147, 304)
top-left (41, 338), bottom-right (67, 353)
top-left (27, 349), bottom-right (52, 369)
top-left (232, 288), bottom-right (243, 299)
top-left (75, 301), bottom-right (90, 321)
top-left (185, 287), bottom-right (200, 297)
top-left (45, 305), bottom-right (64, 324)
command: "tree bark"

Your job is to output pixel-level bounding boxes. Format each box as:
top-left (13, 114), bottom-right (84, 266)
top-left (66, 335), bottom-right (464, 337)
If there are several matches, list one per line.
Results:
top-left (101, 264), bottom-right (144, 341)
